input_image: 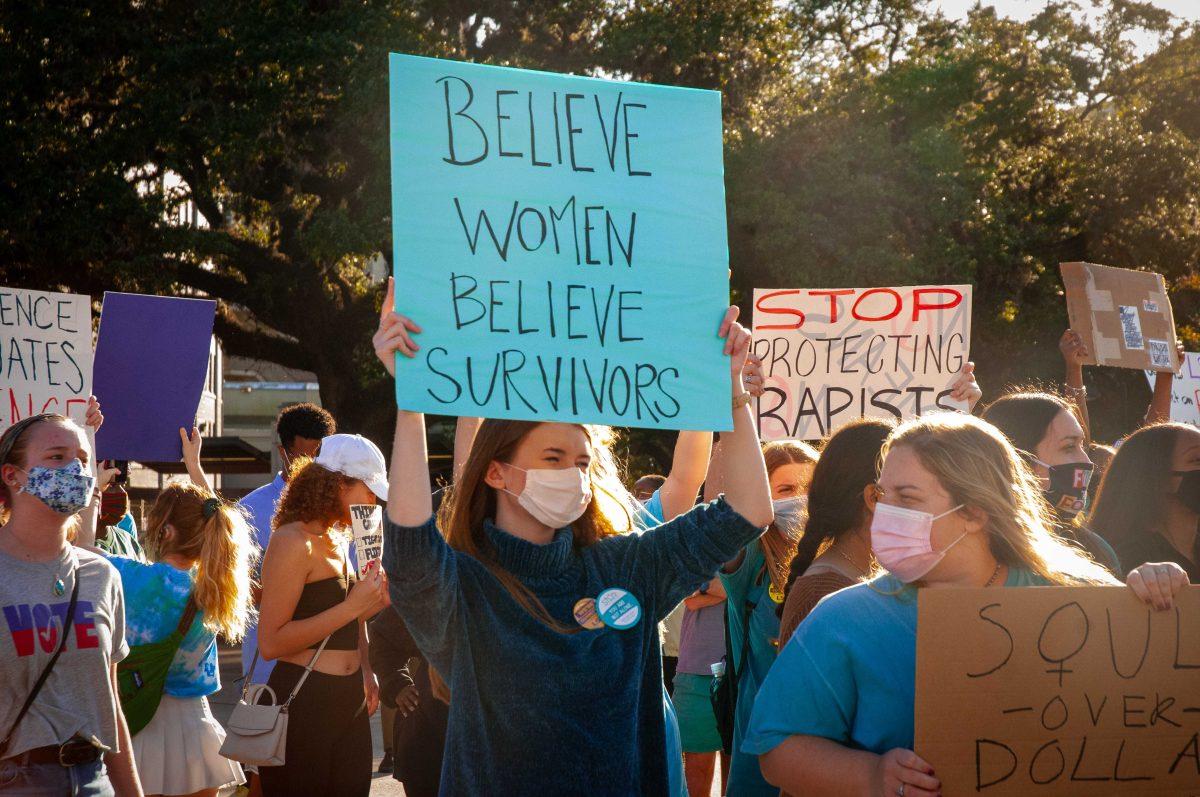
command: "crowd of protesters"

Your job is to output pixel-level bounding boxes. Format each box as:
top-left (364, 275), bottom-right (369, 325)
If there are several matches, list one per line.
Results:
top-left (0, 283), bottom-right (1195, 797)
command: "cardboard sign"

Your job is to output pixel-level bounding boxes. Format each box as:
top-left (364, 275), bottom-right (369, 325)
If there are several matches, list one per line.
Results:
top-left (916, 586), bottom-right (1200, 796)
top-left (94, 293), bottom-right (216, 461)
top-left (750, 285), bottom-right (972, 440)
top-left (350, 504), bottom-right (383, 580)
top-left (388, 53), bottom-right (731, 431)
top-left (0, 287), bottom-right (92, 433)
top-left (1061, 262), bottom-right (1180, 373)
top-left (1145, 352), bottom-right (1200, 427)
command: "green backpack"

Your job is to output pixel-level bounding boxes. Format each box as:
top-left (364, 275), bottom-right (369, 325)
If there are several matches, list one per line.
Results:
top-left (117, 595), bottom-right (197, 736)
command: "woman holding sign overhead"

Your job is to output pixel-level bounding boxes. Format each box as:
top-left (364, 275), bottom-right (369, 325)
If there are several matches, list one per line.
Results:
top-left (745, 413), bottom-right (1187, 797)
top-left (253, 434), bottom-right (390, 797)
top-left (374, 277), bottom-right (774, 795)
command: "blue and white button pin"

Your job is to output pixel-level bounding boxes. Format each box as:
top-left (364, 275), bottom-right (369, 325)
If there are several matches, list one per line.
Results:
top-left (596, 588), bottom-right (642, 630)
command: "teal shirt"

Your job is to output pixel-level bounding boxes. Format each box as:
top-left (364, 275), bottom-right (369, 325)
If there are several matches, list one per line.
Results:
top-left (744, 568), bottom-right (1048, 757)
top-left (719, 538), bottom-right (780, 797)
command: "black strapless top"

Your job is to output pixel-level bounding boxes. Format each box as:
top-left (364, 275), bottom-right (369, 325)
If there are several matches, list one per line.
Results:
top-left (292, 569), bottom-right (359, 650)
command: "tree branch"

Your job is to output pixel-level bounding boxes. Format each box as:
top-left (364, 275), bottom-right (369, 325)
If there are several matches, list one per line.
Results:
top-left (213, 305), bottom-right (311, 372)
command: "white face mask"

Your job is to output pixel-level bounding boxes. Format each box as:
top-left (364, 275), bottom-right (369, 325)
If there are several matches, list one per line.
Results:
top-left (772, 496), bottom-right (808, 542)
top-left (502, 464), bottom-right (592, 529)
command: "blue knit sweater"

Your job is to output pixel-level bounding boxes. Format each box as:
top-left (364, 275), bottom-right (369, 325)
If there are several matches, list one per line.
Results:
top-left (382, 497), bottom-right (761, 796)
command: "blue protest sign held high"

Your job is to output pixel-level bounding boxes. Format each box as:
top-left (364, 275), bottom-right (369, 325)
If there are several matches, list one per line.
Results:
top-left (388, 53), bottom-right (731, 431)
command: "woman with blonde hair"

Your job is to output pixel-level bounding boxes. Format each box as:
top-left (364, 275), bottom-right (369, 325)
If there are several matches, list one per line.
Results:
top-left (374, 281), bottom-right (774, 795)
top-left (747, 412), bottom-right (1187, 797)
top-left (254, 433), bottom-right (390, 796)
top-left (81, 476), bottom-right (255, 797)
top-left (0, 404), bottom-right (145, 797)
top-left (707, 437), bottom-right (817, 796)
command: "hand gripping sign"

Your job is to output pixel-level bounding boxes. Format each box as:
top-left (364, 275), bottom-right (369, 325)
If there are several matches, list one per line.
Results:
top-left (916, 586), bottom-right (1200, 796)
top-left (388, 53), bottom-right (731, 431)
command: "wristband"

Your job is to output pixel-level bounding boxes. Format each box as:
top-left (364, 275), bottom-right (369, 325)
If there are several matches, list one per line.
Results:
top-left (732, 391), bottom-right (752, 410)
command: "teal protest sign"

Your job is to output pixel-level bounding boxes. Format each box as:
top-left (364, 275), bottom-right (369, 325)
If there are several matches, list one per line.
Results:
top-left (388, 53), bottom-right (731, 430)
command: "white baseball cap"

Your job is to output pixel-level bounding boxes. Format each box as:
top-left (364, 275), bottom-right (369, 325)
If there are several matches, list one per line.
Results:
top-left (313, 434), bottom-right (388, 500)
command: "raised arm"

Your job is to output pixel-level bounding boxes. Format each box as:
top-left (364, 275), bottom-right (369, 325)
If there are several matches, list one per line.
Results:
top-left (702, 437), bottom-right (726, 505)
top-left (374, 277), bottom-right (463, 665)
top-left (656, 431), bottom-right (712, 521)
top-left (715, 306), bottom-right (774, 528)
top-left (612, 309), bottom-right (773, 612)
top-left (74, 461), bottom-right (121, 550)
top-left (180, 426), bottom-right (212, 492)
top-left (1060, 329), bottom-right (1091, 439)
top-left (1145, 340), bottom-right (1183, 426)
top-left (373, 277), bottom-right (433, 526)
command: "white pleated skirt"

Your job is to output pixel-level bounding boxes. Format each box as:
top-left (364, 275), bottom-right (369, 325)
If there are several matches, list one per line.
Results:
top-left (132, 694), bottom-right (245, 795)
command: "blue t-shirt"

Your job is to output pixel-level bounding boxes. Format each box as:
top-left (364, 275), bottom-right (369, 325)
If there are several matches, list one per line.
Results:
top-left (238, 473), bottom-right (286, 683)
top-left (104, 555), bottom-right (218, 697)
top-left (744, 569), bottom-right (1048, 757)
top-left (719, 538), bottom-right (779, 797)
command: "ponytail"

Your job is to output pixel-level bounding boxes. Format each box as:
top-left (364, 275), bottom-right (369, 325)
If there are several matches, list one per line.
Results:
top-left (145, 483), bottom-right (257, 641)
top-left (193, 501), bottom-right (256, 640)
top-left (779, 419), bottom-right (894, 613)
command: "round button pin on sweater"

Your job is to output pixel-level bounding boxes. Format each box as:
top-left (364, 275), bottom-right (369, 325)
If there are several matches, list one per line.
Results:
top-left (596, 588), bottom-right (642, 630)
top-left (573, 597), bottom-right (604, 630)
top-left (768, 581), bottom-right (785, 604)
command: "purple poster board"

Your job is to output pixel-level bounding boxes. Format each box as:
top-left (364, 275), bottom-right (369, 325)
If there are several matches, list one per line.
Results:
top-left (94, 293), bottom-right (216, 462)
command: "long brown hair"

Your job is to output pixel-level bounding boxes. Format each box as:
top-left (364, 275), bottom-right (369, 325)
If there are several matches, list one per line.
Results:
top-left (788, 419), bottom-right (894, 587)
top-left (438, 420), bottom-right (632, 632)
top-left (883, 414), bottom-right (1116, 586)
top-left (144, 482), bottom-right (257, 640)
top-left (430, 419), bottom-right (636, 701)
top-left (1088, 422), bottom-right (1191, 549)
top-left (761, 440), bottom-right (819, 597)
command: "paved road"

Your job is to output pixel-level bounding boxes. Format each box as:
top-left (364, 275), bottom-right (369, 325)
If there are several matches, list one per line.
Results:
top-left (212, 645), bottom-right (405, 796)
top-left (212, 645), bottom-right (722, 796)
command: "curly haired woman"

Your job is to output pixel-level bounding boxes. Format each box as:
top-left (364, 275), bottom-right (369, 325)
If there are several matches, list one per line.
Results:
top-left (254, 434), bottom-right (390, 797)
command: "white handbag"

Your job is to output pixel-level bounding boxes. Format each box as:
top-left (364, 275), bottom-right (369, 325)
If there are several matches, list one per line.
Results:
top-left (218, 637), bottom-right (328, 767)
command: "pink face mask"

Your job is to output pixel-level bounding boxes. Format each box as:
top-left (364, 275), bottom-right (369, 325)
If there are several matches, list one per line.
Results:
top-left (870, 501), bottom-right (966, 583)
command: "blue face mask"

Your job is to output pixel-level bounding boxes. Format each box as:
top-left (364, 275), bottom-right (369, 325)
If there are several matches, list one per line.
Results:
top-left (20, 459), bottom-right (96, 515)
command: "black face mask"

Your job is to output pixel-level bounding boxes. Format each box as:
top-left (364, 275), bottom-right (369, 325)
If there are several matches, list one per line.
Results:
top-left (1172, 469), bottom-right (1200, 515)
top-left (1039, 460), bottom-right (1094, 518)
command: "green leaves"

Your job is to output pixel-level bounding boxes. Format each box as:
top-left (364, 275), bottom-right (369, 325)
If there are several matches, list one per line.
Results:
top-left (2, 0), bottom-right (1198, 449)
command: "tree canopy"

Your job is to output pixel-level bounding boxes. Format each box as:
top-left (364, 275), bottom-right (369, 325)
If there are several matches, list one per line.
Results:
top-left (3, 0), bottom-right (1198, 464)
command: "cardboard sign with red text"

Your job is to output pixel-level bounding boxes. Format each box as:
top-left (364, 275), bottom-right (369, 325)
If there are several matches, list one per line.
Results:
top-left (916, 586), bottom-right (1200, 796)
top-left (751, 285), bottom-right (971, 440)
top-left (0, 286), bottom-right (92, 434)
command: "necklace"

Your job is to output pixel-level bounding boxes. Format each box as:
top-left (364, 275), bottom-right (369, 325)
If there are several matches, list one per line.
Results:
top-left (836, 548), bottom-right (867, 577)
top-left (1, 528), bottom-right (69, 595)
top-left (984, 562), bottom-right (1003, 587)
